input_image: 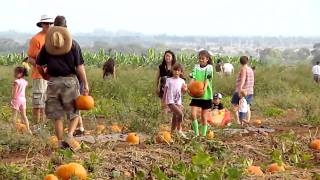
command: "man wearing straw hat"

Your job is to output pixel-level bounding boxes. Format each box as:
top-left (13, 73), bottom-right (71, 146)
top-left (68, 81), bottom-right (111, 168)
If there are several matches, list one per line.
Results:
top-left (36, 16), bottom-right (89, 151)
top-left (27, 15), bottom-right (53, 124)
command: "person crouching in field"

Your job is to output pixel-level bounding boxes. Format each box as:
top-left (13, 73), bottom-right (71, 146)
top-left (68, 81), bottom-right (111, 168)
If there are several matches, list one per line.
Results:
top-left (103, 58), bottom-right (116, 79)
top-left (190, 50), bottom-right (214, 137)
top-left (162, 64), bottom-right (188, 137)
top-left (36, 16), bottom-right (90, 151)
top-left (11, 66), bottom-right (32, 134)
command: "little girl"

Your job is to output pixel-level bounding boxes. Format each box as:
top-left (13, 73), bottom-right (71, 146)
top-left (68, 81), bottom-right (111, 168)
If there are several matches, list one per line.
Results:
top-left (190, 50), bottom-right (214, 136)
top-left (11, 66), bottom-right (32, 134)
top-left (162, 64), bottom-right (187, 137)
top-left (239, 90), bottom-right (248, 126)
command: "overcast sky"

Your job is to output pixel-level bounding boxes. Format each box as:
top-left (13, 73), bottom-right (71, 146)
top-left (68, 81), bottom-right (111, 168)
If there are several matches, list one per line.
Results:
top-left (0, 0), bottom-right (319, 36)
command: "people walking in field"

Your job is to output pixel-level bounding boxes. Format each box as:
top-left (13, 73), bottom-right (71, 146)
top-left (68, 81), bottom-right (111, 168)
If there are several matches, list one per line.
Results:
top-left (27, 15), bottom-right (53, 123)
top-left (312, 61), bottom-right (320, 83)
top-left (231, 56), bottom-right (254, 124)
top-left (215, 58), bottom-right (224, 76)
top-left (11, 66), bottom-right (32, 134)
top-left (36, 16), bottom-right (90, 151)
top-left (223, 61), bottom-right (234, 76)
top-left (155, 50), bottom-right (176, 110)
top-left (190, 50), bottom-right (214, 136)
top-left (162, 64), bottom-right (188, 137)
top-left (238, 90), bottom-right (249, 126)
top-left (103, 58), bottom-right (116, 79)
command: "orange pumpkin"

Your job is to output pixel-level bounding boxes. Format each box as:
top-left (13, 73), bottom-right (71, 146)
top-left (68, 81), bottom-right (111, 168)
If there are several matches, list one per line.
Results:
top-left (266, 163), bottom-right (285, 173)
top-left (110, 124), bottom-right (122, 133)
top-left (188, 81), bottom-right (204, 98)
top-left (44, 174), bottom-right (59, 180)
top-left (253, 119), bottom-right (262, 126)
top-left (75, 95), bottom-right (94, 110)
top-left (96, 124), bottom-right (106, 134)
top-left (68, 163), bottom-right (87, 180)
top-left (155, 131), bottom-right (172, 143)
top-left (126, 133), bottom-right (140, 144)
top-left (49, 135), bottom-right (59, 149)
top-left (55, 164), bottom-right (72, 180)
top-left (55, 163), bottom-right (87, 180)
top-left (245, 166), bottom-right (264, 176)
top-left (15, 123), bottom-right (27, 134)
top-left (310, 139), bottom-right (320, 150)
top-left (207, 130), bottom-right (214, 140)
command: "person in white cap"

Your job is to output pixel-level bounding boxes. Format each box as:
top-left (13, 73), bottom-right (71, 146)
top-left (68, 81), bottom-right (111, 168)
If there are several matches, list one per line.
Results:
top-left (27, 15), bottom-right (53, 124)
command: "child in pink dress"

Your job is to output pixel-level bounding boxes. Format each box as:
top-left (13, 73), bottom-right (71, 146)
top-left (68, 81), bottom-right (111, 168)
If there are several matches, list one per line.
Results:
top-left (11, 66), bottom-right (32, 134)
top-left (162, 64), bottom-right (188, 137)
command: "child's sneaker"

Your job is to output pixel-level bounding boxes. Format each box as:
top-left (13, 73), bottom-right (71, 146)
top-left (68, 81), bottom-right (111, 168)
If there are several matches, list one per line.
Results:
top-left (65, 137), bottom-right (81, 152)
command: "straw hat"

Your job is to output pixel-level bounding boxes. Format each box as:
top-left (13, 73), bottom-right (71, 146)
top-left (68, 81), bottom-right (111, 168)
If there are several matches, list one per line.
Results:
top-left (45, 26), bottom-right (72, 55)
top-left (36, 15), bottom-right (53, 27)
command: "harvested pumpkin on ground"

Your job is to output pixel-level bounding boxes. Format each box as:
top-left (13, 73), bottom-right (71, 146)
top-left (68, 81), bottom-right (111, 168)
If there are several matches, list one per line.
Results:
top-left (126, 133), bottom-right (140, 144)
top-left (55, 162), bottom-right (87, 180)
top-left (110, 124), bottom-right (122, 133)
top-left (245, 165), bottom-right (264, 176)
top-left (44, 174), bottom-right (58, 180)
top-left (48, 135), bottom-right (59, 149)
top-left (207, 130), bottom-right (215, 140)
top-left (75, 95), bottom-right (94, 110)
top-left (266, 163), bottom-right (285, 173)
top-left (96, 124), bottom-right (106, 134)
top-left (310, 139), bottom-right (320, 150)
top-left (253, 119), bottom-right (262, 125)
top-left (15, 122), bottom-right (27, 134)
top-left (155, 131), bottom-right (172, 143)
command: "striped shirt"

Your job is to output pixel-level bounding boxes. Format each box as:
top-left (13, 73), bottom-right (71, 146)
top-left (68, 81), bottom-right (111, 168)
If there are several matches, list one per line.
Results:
top-left (236, 66), bottom-right (254, 95)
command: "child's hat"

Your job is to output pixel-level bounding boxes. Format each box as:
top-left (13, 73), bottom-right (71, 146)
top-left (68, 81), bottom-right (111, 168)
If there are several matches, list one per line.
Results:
top-left (214, 93), bottom-right (222, 99)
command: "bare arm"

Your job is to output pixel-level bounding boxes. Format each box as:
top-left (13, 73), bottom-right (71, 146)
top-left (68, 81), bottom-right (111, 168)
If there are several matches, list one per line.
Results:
top-left (12, 82), bottom-right (18, 99)
top-left (27, 57), bottom-right (36, 66)
top-left (238, 67), bottom-right (247, 92)
top-left (76, 64), bottom-right (89, 95)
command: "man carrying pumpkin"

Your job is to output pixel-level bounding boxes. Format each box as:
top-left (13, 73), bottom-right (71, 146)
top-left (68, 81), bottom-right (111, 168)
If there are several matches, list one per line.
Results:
top-left (36, 16), bottom-right (89, 151)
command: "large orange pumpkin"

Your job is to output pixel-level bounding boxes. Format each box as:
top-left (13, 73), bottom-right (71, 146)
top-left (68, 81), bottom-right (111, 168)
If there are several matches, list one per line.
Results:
top-left (15, 123), bottom-right (27, 134)
top-left (68, 162), bottom-right (87, 180)
top-left (75, 95), bottom-right (94, 110)
top-left (245, 166), bottom-right (264, 176)
top-left (55, 163), bottom-right (87, 180)
top-left (266, 163), bottom-right (285, 173)
top-left (188, 81), bottom-right (204, 98)
top-left (309, 139), bottom-right (320, 150)
top-left (126, 133), bottom-right (140, 144)
top-left (44, 174), bottom-right (59, 180)
top-left (48, 135), bottom-right (59, 149)
top-left (155, 131), bottom-right (172, 143)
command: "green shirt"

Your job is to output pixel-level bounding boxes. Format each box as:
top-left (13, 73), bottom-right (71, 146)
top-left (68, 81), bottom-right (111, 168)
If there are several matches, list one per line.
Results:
top-left (191, 64), bottom-right (214, 100)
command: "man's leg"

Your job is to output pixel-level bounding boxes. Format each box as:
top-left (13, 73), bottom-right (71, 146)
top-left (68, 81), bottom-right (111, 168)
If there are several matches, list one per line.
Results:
top-left (32, 108), bottom-right (41, 123)
top-left (68, 117), bottom-right (79, 137)
top-left (55, 119), bottom-right (64, 140)
top-left (247, 105), bottom-right (251, 122)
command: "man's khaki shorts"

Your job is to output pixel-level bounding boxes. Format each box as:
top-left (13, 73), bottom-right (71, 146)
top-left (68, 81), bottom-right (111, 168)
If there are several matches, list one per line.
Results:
top-left (32, 79), bottom-right (47, 108)
top-left (45, 76), bottom-right (80, 120)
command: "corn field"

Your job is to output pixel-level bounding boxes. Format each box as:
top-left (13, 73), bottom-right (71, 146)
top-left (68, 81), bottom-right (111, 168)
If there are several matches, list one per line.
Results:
top-left (0, 48), bottom-right (259, 68)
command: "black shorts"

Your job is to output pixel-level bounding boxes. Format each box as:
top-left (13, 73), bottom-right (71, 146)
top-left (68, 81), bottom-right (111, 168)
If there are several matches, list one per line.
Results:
top-left (190, 99), bottom-right (212, 110)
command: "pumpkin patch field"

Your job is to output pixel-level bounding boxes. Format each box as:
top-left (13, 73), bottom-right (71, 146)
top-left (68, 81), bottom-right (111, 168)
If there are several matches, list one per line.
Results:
top-left (1, 59), bottom-right (320, 179)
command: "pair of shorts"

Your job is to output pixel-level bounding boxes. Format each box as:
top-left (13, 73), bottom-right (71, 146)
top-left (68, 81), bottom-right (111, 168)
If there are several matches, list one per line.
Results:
top-left (190, 99), bottom-right (212, 110)
top-left (11, 98), bottom-right (26, 112)
top-left (231, 92), bottom-right (254, 105)
top-left (45, 76), bottom-right (80, 120)
top-left (239, 112), bottom-right (247, 121)
top-left (32, 79), bottom-right (47, 108)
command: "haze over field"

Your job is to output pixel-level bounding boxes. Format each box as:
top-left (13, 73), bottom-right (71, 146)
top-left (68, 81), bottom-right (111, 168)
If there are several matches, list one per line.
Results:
top-left (0, 0), bottom-right (319, 36)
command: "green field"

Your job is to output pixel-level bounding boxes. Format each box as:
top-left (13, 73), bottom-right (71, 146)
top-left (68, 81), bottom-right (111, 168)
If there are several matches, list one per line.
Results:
top-left (1, 53), bottom-right (320, 179)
